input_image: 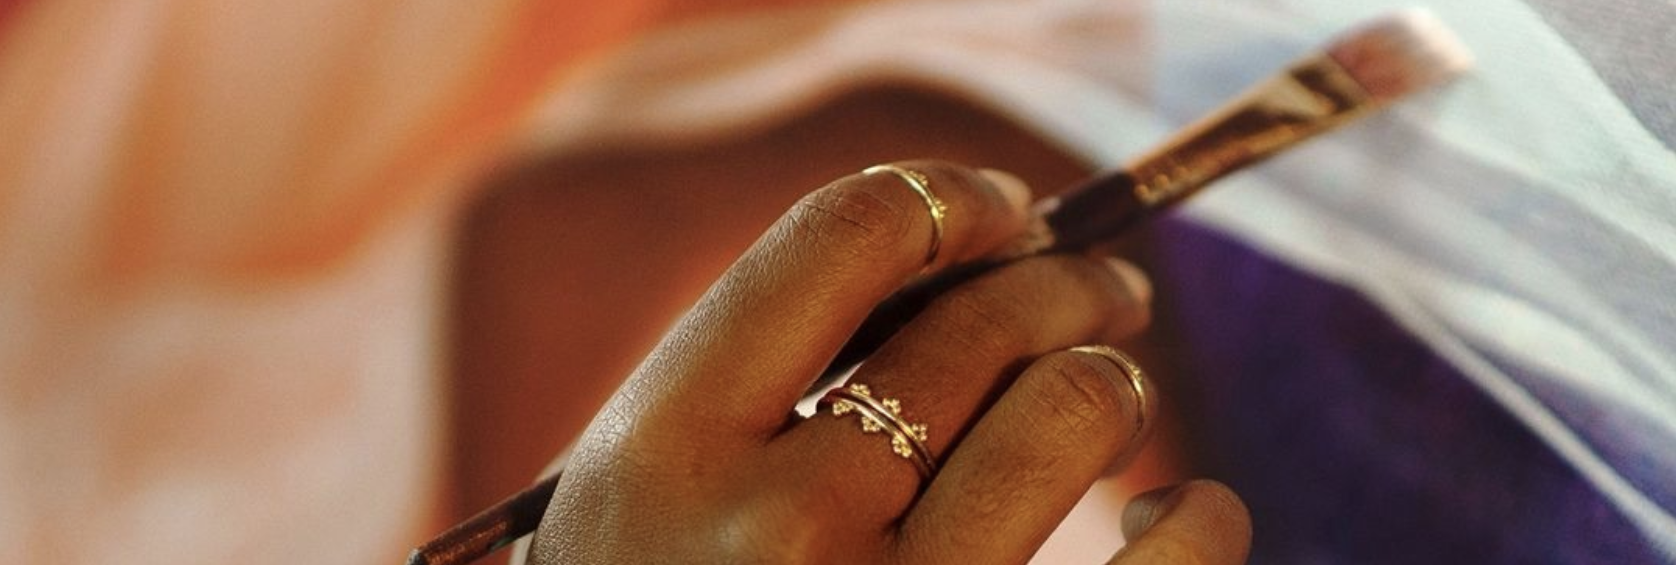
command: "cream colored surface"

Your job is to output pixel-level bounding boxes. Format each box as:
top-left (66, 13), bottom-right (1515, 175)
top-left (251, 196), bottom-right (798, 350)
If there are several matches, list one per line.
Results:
top-left (0, 0), bottom-right (795, 562)
top-left (0, 0), bottom-right (503, 560)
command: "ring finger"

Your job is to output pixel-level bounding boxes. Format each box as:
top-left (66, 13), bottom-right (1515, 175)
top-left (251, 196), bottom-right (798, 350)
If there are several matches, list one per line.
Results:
top-left (897, 346), bottom-right (1153, 564)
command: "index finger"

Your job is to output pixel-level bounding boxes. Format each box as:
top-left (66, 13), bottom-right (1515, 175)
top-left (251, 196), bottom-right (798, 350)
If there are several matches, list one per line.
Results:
top-left (636, 161), bottom-right (1033, 435)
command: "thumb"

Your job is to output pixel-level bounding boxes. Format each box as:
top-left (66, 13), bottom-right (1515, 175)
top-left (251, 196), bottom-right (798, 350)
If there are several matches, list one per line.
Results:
top-left (1107, 480), bottom-right (1252, 565)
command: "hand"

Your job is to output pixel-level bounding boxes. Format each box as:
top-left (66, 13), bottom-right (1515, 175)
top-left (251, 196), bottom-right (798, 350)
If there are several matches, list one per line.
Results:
top-left (525, 161), bottom-right (1251, 564)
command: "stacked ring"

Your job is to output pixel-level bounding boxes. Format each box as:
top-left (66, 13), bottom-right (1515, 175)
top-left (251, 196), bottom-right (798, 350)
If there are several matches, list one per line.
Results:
top-left (824, 383), bottom-right (936, 479)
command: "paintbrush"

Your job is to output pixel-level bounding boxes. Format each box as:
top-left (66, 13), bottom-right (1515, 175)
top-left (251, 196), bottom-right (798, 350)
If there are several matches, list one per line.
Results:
top-left (824, 8), bottom-right (1473, 376)
top-left (409, 9), bottom-right (1472, 564)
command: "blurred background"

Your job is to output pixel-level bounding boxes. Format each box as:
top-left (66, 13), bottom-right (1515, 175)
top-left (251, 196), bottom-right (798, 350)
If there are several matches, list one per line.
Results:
top-left (2, 0), bottom-right (1671, 563)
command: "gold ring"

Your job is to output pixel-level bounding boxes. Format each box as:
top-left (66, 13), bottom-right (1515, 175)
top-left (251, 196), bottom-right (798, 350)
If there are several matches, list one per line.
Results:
top-left (864, 164), bottom-right (946, 266)
top-left (825, 383), bottom-right (936, 478)
top-left (1068, 345), bottom-right (1148, 435)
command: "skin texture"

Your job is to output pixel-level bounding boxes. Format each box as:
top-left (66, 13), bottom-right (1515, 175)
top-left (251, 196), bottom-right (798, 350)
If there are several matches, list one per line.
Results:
top-left (523, 161), bottom-right (1251, 564)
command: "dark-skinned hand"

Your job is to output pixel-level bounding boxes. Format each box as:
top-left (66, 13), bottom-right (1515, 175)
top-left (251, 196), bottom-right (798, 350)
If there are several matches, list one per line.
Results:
top-left (523, 161), bottom-right (1251, 564)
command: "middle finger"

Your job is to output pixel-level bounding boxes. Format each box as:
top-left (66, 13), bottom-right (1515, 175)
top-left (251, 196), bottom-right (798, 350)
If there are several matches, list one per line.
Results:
top-left (768, 253), bottom-right (1152, 526)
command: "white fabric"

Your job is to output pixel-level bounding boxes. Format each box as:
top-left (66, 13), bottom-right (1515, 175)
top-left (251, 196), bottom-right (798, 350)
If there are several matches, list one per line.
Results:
top-left (1155, 3), bottom-right (1676, 557)
top-left (523, 0), bottom-right (1676, 558)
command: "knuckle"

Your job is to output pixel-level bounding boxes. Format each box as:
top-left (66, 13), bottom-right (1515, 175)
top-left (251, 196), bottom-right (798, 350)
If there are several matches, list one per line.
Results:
top-left (934, 283), bottom-right (1036, 351)
top-left (1066, 256), bottom-right (1130, 307)
top-left (1028, 256), bottom-right (1127, 318)
top-left (788, 181), bottom-right (915, 259)
top-left (1026, 353), bottom-right (1125, 435)
top-left (1057, 256), bottom-right (1149, 338)
top-left (921, 256), bottom-right (1132, 362)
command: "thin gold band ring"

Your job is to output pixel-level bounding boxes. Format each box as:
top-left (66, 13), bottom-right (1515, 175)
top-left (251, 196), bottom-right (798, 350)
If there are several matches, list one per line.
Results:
top-left (1068, 345), bottom-right (1148, 436)
top-left (864, 164), bottom-right (946, 266)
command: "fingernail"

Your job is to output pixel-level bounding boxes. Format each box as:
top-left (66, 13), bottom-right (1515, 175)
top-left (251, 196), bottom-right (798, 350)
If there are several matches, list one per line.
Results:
top-left (978, 168), bottom-right (1032, 214)
top-left (1104, 258), bottom-right (1154, 305)
top-left (990, 215), bottom-right (1056, 260)
top-left (1121, 484), bottom-right (1181, 539)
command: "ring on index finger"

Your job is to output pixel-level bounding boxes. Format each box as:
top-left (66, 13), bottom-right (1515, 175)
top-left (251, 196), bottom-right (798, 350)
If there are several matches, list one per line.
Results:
top-left (863, 164), bottom-right (947, 267)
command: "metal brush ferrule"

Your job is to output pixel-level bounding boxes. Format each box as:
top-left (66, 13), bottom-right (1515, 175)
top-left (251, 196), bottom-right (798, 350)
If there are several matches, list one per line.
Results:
top-left (1125, 53), bottom-right (1375, 207)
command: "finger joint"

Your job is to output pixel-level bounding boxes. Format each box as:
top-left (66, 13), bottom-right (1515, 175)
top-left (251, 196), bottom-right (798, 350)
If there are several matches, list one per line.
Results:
top-left (788, 183), bottom-right (918, 263)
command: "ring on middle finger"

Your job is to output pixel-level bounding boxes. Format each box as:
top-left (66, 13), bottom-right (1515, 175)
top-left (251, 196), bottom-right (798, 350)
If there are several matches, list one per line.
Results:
top-left (823, 383), bottom-right (937, 479)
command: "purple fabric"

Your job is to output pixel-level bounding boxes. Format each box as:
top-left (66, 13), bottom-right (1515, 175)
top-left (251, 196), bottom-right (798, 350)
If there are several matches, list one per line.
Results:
top-left (1152, 218), bottom-right (1665, 564)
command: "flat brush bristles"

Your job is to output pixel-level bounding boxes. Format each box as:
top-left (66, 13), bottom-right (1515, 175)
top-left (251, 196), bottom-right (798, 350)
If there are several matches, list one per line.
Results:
top-left (1326, 8), bottom-right (1474, 102)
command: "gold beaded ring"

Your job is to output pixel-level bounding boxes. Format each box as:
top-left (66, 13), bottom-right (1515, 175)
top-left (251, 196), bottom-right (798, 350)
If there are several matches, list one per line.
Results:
top-left (825, 383), bottom-right (936, 479)
top-left (863, 164), bottom-right (947, 267)
top-left (1068, 345), bottom-right (1148, 436)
